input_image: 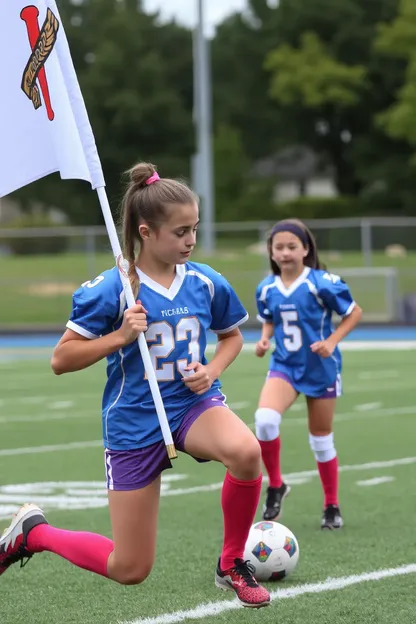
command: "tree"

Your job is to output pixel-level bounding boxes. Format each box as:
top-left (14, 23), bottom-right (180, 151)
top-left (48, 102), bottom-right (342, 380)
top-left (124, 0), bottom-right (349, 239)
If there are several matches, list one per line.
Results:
top-left (212, 0), bottom-right (414, 204)
top-left (213, 124), bottom-right (275, 221)
top-left (375, 0), bottom-right (416, 147)
top-left (266, 33), bottom-right (367, 109)
top-left (265, 31), bottom-right (367, 194)
top-left (211, 10), bottom-right (289, 161)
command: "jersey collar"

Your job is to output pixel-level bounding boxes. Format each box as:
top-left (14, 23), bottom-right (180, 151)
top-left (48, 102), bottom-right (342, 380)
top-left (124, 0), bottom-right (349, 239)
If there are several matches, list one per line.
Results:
top-left (135, 264), bottom-right (186, 301)
top-left (275, 266), bottom-right (311, 297)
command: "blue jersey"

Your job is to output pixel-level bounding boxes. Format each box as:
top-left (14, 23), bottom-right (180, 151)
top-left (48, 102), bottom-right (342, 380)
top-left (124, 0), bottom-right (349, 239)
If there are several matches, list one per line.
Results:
top-left (256, 267), bottom-right (355, 397)
top-left (67, 262), bottom-right (248, 450)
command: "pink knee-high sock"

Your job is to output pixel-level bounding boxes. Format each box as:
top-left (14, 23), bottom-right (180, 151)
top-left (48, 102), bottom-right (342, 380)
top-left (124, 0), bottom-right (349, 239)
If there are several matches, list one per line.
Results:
top-left (220, 472), bottom-right (262, 570)
top-left (259, 437), bottom-right (282, 488)
top-left (317, 456), bottom-right (339, 507)
top-left (26, 524), bottom-right (114, 578)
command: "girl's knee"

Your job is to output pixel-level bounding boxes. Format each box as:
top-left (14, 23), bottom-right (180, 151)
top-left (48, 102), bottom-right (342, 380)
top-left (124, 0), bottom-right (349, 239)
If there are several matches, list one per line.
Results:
top-left (255, 408), bottom-right (281, 441)
top-left (111, 559), bottom-right (154, 586)
top-left (224, 436), bottom-right (261, 477)
top-left (309, 432), bottom-right (336, 463)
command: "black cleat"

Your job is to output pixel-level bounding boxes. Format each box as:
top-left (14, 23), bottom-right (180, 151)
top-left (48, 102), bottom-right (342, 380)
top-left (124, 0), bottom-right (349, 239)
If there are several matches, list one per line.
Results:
top-left (321, 504), bottom-right (344, 530)
top-left (262, 483), bottom-right (291, 521)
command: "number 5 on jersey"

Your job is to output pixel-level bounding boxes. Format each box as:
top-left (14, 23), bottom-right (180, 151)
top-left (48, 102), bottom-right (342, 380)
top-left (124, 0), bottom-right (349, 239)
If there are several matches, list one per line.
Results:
top-left (281, 311), bottom-right (302, 352)
top-left (145, 317), bottom-right (201, 381)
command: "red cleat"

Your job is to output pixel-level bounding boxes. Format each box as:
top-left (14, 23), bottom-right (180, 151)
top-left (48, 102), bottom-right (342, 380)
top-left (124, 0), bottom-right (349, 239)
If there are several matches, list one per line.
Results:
top-left (215, 557), bottom-right (271, 608)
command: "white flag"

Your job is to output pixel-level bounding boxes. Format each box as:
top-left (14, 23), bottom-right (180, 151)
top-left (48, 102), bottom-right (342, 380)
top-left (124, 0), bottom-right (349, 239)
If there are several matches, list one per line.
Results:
top-left (0, 0), bottom-right (105, 198)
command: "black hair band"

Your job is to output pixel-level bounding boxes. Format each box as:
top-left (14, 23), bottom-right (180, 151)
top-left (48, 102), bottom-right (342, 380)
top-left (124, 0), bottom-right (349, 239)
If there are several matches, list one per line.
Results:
top-left (270, 222), bottom-right (309, 247)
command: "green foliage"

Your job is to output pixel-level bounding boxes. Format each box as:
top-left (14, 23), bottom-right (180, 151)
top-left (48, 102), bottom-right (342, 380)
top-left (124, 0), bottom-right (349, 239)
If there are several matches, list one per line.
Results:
top-left (266, 33), bottom-right (367, 108)
top-left (213, 125), bottom-right (275, 221)
top-left (2, 214), bottom-right (69, 256)
top-left (374, 0), bottom-right (416, 150)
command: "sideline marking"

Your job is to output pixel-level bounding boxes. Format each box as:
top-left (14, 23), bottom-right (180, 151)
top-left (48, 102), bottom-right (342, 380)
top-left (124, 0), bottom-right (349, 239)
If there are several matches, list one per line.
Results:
top-left (122, 564), bottom-right (416, 624)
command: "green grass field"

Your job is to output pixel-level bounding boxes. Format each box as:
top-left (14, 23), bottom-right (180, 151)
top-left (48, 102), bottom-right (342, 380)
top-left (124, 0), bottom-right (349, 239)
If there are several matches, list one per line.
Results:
top-left (1, 248), bottom-right (415, 327)
top-left (1, 345), bottom-right (416, 623)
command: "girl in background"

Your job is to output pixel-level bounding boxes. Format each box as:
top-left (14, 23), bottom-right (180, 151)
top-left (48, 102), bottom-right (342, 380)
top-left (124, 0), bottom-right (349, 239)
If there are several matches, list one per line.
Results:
top-left (254, 219), bottom-right (362, 529)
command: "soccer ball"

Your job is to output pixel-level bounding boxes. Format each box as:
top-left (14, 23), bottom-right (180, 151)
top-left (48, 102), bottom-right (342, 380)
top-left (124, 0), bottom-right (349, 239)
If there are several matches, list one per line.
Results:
top-left (243, 521), bottom-right (299, 582)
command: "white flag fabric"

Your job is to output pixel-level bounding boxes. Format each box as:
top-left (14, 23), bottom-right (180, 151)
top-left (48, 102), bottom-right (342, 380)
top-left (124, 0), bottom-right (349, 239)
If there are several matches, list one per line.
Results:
top-left (0, 1), bottom-right (105, 198)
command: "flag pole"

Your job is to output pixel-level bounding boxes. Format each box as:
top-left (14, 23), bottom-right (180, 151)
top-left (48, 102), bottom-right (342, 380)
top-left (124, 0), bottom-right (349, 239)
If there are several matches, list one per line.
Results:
top-left (96, 187), bottom-right (177, 460)
top-left (0, 0), bottom-right (177, 460)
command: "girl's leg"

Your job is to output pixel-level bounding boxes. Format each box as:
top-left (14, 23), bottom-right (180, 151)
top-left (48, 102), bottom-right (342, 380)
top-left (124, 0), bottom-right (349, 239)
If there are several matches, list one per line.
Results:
top-left (0, 479), bottom-right (160, 584)
top-left (183, 406), bottom-right (270, 608)
top-left (307, 396), bottom-right (343, 529)
top-left (255, 374), bottom-right (298, 519)
top-left (106, 478), bottom-right (161, 583)
top-left (1, 445), bottom-right (165, 583)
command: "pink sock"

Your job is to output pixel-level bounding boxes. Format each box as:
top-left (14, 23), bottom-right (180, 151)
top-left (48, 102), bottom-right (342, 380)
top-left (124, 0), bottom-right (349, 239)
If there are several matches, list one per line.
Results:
top-left (220, 472), bottom-right (262, 570)
top-left (26, 524), bottom-right (114, 578)
top-left (317, 456), bottom-right (339, 507)
top-left (259, 437), bottom-right (282, 488)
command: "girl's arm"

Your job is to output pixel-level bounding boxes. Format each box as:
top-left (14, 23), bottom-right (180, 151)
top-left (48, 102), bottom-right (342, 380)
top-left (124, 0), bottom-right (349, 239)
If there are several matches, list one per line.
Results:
top-left (327, 304), bottom-right (363, 348)
top-left (51, 329), bottom-right (127, 374)
top-left (182, 328), bottom-right (243, 395)
top-left (51, 302), bottom-right (147, 374)
top-left (260, 321), bottom-right (274, 341)
top-left (206, 328), bottom-right (244, 380)
top-left (311, 304), bottom-right (362, 357)
top-left (254, 321), bottom-right (274, 358)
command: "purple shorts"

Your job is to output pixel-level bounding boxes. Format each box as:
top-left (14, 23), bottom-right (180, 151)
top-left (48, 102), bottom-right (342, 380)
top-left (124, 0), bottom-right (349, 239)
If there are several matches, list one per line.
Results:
top-left (267, 370), bottom-right (341, 399)
top-left (104, 393), bottom-right (228, 491)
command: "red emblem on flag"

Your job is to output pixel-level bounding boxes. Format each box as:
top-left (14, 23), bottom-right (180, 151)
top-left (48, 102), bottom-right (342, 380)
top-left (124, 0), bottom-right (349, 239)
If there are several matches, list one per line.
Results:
top-left (20, 6), bottom-right (59, 120)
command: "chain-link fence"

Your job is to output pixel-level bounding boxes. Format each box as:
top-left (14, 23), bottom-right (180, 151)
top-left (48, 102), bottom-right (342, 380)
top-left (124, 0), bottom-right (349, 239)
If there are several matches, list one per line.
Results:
top-left (0, 217), bottom-right (415, 329)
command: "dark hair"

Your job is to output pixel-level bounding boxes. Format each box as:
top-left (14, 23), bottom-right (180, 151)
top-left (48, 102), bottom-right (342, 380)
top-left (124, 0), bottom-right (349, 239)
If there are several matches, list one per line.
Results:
top-left (267, 218), bottom-right (325, 275)
top-left (120, 162), bottom-right (198, 297)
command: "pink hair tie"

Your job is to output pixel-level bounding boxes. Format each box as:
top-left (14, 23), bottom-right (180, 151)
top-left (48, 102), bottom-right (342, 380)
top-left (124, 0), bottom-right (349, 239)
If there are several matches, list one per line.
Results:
top-left (145, 172), bottom-right (160, 185)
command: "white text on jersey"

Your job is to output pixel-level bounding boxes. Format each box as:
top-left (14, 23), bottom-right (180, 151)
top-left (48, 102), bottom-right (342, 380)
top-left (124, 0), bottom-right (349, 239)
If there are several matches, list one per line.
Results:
top-left (161, 306), bottom-right (190, 318)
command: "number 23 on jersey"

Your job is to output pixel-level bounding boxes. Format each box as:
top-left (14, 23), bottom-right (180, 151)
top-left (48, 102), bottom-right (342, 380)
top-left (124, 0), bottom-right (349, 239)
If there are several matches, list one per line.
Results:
top-left (145, 317), bottom-right (201, 381)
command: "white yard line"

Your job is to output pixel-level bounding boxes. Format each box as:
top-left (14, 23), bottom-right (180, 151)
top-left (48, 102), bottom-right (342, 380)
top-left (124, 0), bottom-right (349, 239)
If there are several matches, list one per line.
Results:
top-left (19, 396), bottom-right (48, 405)
top-left (0, 455), bottom-right (414, 519)
top-left (1, 399), bottom-right (414, 427)
top-left (228, 401), bottom-right (249, 411)
top-left (48, 401), bottom-right (74, 410)
top-left (1, 431), bottom-right (415, 493)
top-left (247, 404), bottom-right (416, 429)
top-left (163, 456), bottom-right (416, 497)
top-left (0, 412), bottom-right (94, 425)
top-left (121, 564), bottom-right (416, 624)
top-left (313, 405), bottom-right (415, 425)
top-left (0, 392), bottom-right (100, 405)
top-left (0, 402), bottom-right (249, 426)
top-left (354, 402), bottom-right (383, 411)
top-left (357, 476), bottom-right (395, 487)
top-left (333, 382), bottom-right (413, 394)
top-left (359, 370), bottom-right (399, 380)
top-left (285, 456), bottom-right (416, 480)
top-left (0, 440), bottom-right (102, 456)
